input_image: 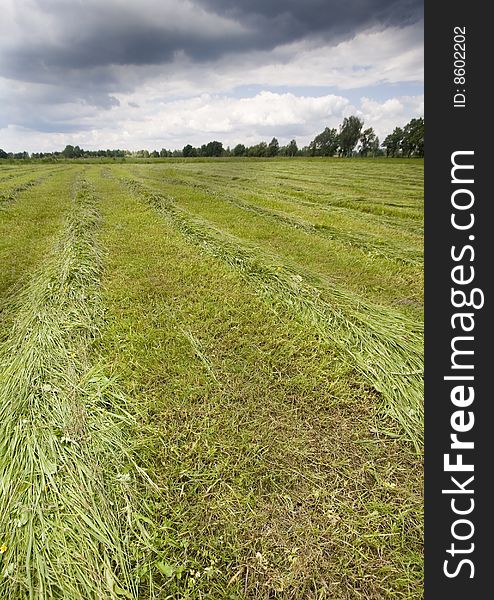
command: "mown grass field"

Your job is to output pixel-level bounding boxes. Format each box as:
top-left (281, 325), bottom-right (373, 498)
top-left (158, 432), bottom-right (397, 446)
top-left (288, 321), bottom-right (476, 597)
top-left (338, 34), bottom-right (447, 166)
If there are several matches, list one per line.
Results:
top-left (0, 159), bottom-right (423, 599)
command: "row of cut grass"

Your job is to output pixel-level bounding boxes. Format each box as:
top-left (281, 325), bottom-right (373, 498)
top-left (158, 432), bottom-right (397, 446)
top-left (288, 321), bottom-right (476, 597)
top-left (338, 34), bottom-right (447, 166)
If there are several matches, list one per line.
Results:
top-left (0, 167), bottom-right (60, 207)
top-left (0, 167), bottom-right (77, 330)
top-left (0, 175), bottom-right (155, 599)
top-left (117, 167), bottom-right (423, 320)
top-left (92, 169), bottom-right (423, 598)
top-left (0, 167), bottom-right (36, 182)
top-left (155, 159), bottom-right (424, 221)
top-left (133, 166), bottom-right (422, 267)
top-left (116, 175), bottom-right (423, 449)
top-left (132, 161), bottom-right (424, 236)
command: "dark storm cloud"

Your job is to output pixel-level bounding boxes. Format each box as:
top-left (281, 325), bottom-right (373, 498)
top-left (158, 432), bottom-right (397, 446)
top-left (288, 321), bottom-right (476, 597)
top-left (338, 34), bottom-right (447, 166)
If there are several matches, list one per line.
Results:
top-left (197, 0), bottom-right (422, 44)
top-left (0, 0), bottom-right (423, 143)
top-left (4, 18), bottom-right (235, 78)
top-left (1, 0), bottom-right (422, 82)
top-left (1, 0), bottom-right (245, 85)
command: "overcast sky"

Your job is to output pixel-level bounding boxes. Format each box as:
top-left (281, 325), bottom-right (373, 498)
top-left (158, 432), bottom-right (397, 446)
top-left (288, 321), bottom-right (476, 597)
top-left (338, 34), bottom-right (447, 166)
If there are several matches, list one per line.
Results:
top-left (0, 0), bottom-right (423, 152)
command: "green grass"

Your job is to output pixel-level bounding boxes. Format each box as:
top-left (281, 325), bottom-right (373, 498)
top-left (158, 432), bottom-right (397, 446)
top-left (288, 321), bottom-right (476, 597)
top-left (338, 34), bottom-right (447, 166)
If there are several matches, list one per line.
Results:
top-left (130, 167), bottom-right (422, 266)
top-left (0, 177), bottom-right (155, 599)
top-left (120, 163), bottom-right (423, 321)
top-left (0, 166), bottom-right (59, 205)
top-left (0, 166), bottom-right (77, 323)
top-left (92, 170), bottom-right (422, 598)
top-left (114, 175), bottom-right (423, 448)
top-left (1, 160), bottom-right (424, 599)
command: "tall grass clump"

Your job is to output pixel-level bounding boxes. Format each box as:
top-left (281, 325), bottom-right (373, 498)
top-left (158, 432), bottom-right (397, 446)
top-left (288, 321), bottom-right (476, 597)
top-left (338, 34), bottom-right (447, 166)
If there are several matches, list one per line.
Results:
top-left (121, 177), bottom-right (423, 450)
top-left (0, 179), bottom-right (152, 599)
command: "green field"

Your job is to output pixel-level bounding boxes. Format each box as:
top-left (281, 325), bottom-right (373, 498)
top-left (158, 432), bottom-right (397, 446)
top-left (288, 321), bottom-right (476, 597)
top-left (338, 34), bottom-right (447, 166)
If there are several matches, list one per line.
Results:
top-left (0, 159), bottom-right (423, 599)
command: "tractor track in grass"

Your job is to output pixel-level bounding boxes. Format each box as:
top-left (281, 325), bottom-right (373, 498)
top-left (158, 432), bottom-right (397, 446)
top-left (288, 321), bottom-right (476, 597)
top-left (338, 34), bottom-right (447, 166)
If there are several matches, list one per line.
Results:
top-left (0, 176), bottom-right (155, 599)
top-left (117, 175), bottom-right (423, 450)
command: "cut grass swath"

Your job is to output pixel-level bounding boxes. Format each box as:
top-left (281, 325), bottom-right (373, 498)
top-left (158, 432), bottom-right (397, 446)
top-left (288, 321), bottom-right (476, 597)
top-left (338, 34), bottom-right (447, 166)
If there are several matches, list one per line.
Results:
top-left (0, 172), bottom-right (56, 209)
top-left (126, 166), bottom-right (422, 266)
top-left (151, 175), bottom-right (423, 266)
top-left (183, 180), bottom-right (423, 265)
top-left (0, 178), bottom-right (154, 599)
top-left (121, 177), bottom-right (424, 450)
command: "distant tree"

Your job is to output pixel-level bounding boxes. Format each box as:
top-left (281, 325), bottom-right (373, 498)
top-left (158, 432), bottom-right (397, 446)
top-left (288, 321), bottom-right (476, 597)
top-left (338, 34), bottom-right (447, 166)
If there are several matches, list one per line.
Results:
top-left (159, 148), bottom-right (169, 157)
top-left (247, 141), bottom-right (268, 157)
top-left (62, 144), bottom-right (76, 158)
top-left (150, 150), bottom-right (159, 158)
top-left (0, 149), bottom-right (9, 158)
top-left (203, 140), bottom-right (224, 157)
top-left (338, 116), bottom-right (363, 157)
top-left (401, 117), bottom-right (424, 157)
top-left (286, 139), bottom-right (298, 157)
top-left (233, 143), bottom-right (246, 156)
top-left (267, 137), bottom-right (280, 157)
top-left (359, 127), bottom-right (379, 157)
top-left (182, 144), bottom-right (196, 157)
top-left (258, 141), bottom-right (268, 157)
top-left (382, 127), bottom-right (403, 157)
top-left (308, 127), bottom-right (339, 156)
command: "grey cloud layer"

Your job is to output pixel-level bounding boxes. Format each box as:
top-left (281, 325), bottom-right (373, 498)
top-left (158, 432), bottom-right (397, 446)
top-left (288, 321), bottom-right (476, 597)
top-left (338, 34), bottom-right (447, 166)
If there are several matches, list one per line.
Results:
top-left (2, 0), bottom-right (422, 79)
top-left (0, 0), bottom-right (423, 148)
top-left (197, 0), bottom-right (422, 43)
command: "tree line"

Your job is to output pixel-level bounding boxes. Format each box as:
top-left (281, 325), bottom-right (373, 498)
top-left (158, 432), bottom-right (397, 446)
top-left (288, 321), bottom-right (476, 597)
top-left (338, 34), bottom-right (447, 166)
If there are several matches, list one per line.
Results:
top-left (0, 116), bottom-right (423, 160)
top-left (305, 116), bottom-right (423, 158)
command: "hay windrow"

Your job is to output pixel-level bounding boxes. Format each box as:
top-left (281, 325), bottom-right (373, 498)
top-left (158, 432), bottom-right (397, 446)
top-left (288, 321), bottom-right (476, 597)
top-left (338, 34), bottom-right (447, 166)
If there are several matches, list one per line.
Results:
top-left (0, 170), bottom-right (58, 208)
top-left (131, 171), bottom-right (422, 266)
top-left (0, 178), bottom-right (153, 599)
top-left (192, 184), bottom-right (421, 266)
top-left (120, 176), bottom-right (423, 450)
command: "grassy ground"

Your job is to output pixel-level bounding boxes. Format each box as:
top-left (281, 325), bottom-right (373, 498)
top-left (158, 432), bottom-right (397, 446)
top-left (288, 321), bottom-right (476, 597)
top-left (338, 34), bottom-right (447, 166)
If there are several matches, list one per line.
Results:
top-left (0, 165), bottom-right (60, 204)
top-left (119, 162), bottom-right (423, 320)
top-left (0, 166), bottom-right (77, 337)
top-left (0, 159), bottom-right (423, 599)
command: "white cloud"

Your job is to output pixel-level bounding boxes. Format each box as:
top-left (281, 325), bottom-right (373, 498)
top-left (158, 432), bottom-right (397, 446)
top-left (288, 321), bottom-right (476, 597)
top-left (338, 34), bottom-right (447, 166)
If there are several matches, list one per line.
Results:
top-left (0, 92), bottom-right (423, 152)
top-left (238, 24), bottom-right (423, 90)
top-left (358, 94), bottom-right (424, 138)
